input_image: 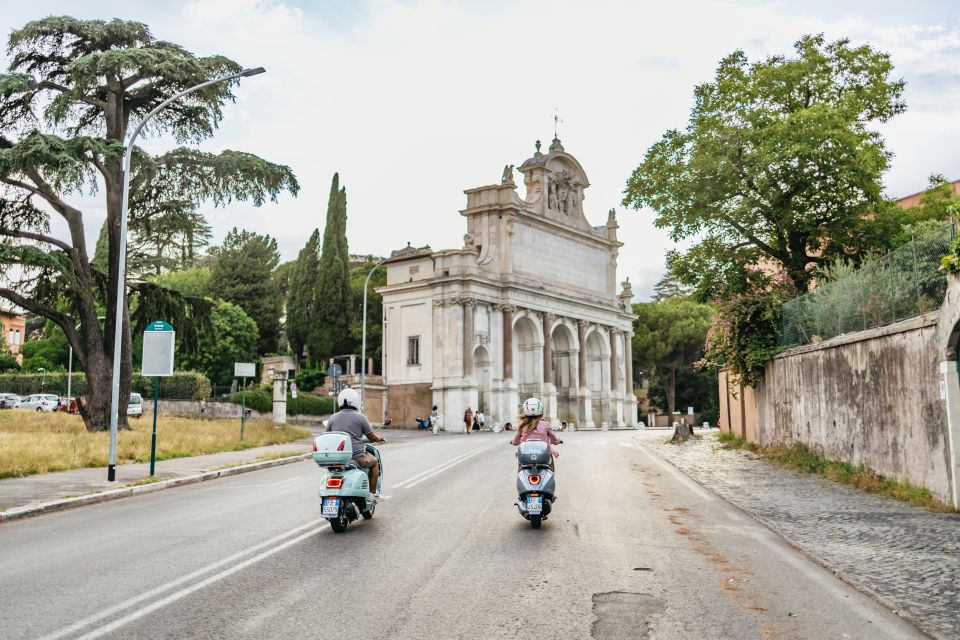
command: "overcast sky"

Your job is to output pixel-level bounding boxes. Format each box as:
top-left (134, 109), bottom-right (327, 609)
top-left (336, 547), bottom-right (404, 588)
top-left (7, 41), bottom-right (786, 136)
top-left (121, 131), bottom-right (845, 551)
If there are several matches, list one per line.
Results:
top-left (3, 0), bottom-right (959, 300)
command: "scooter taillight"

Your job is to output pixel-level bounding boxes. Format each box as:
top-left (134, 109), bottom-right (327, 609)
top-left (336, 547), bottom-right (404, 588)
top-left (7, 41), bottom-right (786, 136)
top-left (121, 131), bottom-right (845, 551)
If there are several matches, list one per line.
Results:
top-left (336, 440), bottom-right (346, 452)
top-left (528, 474), bottom-right (542, 485)
top-left (312, 442), bottom-right (318, 452)
top-left (326, 477), bottom-right (344, 488)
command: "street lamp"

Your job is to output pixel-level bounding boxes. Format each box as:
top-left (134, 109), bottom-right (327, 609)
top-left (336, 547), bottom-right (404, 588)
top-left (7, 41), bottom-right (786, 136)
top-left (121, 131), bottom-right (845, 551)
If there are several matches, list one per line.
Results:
top-left (107, 66), bottom-right (266, 482)
top-left (37, 367), bottom-right (45, 392)
top-left (360, 256), bottom-right (389, 413)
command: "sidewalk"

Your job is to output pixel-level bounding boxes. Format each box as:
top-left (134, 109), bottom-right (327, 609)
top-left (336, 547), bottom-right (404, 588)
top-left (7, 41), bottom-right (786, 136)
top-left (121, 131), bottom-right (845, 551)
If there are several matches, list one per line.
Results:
top-left (0, 439), bottom-right (315, 512)
top-left (641, 432), bottom-right (960, 640)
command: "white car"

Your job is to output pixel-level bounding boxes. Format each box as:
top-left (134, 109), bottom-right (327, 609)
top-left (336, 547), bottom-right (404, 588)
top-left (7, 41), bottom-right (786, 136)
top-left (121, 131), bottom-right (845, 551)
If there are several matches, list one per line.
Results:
top-left (128, 392), bottom-right (144, 418)
top-left (16, 394), bottom-right (61, 412)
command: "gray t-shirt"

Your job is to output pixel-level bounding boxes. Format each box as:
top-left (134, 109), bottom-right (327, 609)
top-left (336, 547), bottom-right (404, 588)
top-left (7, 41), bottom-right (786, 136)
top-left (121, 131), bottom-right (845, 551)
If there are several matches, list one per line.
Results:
top-left (325, 409), bottom-right (374, 459)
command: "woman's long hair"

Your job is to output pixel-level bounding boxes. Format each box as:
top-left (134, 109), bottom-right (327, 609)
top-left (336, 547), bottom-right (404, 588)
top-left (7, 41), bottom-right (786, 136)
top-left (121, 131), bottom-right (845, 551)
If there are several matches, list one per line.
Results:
top-left (517, 414), bottom-right (541, 436)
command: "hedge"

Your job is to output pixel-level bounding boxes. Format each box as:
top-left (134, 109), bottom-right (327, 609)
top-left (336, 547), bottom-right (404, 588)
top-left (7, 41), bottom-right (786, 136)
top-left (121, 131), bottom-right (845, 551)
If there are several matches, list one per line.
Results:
top-left (0, 371), bottom-right (211, 400)
top-left (228, 390), bottom-right (334, 416)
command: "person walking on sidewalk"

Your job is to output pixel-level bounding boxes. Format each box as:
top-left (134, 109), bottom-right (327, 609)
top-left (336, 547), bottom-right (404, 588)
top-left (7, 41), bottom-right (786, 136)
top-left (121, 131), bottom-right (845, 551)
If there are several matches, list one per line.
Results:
top-left (463, 406), bottom-right (473, 435)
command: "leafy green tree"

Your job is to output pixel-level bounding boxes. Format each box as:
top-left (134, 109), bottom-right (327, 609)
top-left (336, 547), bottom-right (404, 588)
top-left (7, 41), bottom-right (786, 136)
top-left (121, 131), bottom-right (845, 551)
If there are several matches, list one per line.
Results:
top-left (128, 208), bottom-right (212, 276)
top-left (652, 271), bottom-right (690, 302)
top-left (633, 300), bottom-right (714, 417)
top-left (152, 267), bottom-right (212, 298)
top-left (0, 17), bottom-right (297, 430)
top-left (177, 300), bottom-right (258, 386)
top-left (209, 228), bottom-right (282, 355)
top-left (311, 174), bottom-right (352, 359)
top-left (348, 255), bottom-right (386, 373)
top-left (286, 230), bottom-right (320, 365)
top-left (19, 323), bottom-right (70, 372)
top-left (623, 35), bottom-right (906, 298)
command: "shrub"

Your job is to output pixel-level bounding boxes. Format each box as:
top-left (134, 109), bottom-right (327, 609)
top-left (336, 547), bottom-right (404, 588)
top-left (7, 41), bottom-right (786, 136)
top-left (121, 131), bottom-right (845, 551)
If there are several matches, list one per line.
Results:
top-left (0, 371), bottom-right (212, 400)
top-left (228, 389), bottom-right (334, 416)
top-left (295, 368), bottom-right (326, 392)
top-left (132, 371), bottom-right (212, 400)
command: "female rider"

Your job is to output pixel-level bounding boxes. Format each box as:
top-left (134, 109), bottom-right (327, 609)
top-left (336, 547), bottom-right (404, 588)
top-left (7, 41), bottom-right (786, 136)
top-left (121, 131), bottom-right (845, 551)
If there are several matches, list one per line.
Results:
top-left (510, 397), bottom-right (561, 471)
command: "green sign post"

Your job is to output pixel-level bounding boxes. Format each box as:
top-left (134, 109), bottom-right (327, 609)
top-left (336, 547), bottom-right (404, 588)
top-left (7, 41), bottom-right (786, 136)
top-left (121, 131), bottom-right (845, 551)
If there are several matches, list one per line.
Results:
top-left (143, 320), bottom-right (175, 476)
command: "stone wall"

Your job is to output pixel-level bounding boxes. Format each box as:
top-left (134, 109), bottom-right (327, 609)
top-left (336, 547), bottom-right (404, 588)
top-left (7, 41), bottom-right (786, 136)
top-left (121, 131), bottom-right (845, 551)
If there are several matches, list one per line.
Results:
top-left (753, 312), bottom-right (953, 501)
top-left (143, 399), bottom-right (329, 426)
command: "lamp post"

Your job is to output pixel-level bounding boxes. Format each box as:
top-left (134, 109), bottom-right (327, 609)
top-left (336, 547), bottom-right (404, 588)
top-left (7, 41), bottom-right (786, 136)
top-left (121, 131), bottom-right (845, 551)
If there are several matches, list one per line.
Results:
top-left (107, 66), bottom-right (266, 482)
top-left (360, 257), bottom-right (389, 413)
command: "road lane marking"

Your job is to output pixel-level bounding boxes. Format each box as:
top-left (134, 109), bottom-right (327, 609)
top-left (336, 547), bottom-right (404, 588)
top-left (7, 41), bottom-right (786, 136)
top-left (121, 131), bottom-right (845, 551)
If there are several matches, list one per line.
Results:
top-left (396, 441), bottom-right (503, 489)
top-left (71, 526), bottom-right (323, 640)
top-left (396, 440), bottom-right (503, 489)
top-left (34, 520), bottom-right (322, 640)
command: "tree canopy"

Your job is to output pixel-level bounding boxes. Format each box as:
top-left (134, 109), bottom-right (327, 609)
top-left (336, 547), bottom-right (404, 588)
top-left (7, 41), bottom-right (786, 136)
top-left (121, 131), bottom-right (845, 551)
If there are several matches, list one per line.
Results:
top-left (623, 35), bottom-right (907, 298)
top-left (0, 16), bottom-right (298, 430)
top-left (209, 228), bottom-right (282, 356)
top-left (286, 229), bottom-right (320, 366)
top-left (312, 174), bottom-right (352, 358)
top-left (633, 299), bottom-right (714, 417)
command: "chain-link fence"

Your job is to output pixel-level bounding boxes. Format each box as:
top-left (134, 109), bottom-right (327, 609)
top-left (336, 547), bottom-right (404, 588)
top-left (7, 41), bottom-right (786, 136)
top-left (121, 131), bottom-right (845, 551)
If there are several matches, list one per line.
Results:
top-left (780, 226), bottom-right (952, 348)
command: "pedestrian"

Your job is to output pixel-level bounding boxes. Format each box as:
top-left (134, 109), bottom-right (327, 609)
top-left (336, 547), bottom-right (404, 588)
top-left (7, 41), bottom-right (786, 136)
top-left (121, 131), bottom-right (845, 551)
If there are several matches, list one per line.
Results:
top-left (504, 422), bottom-right (513, 431)
top-left (472, 413), bottom-right (480, 432)
top-left (463, 406), bottom-right (473, 434)
top-left (560, 420), bottom-right (568, 431)
top-left (430, 404), bottom-right (440, 434)
top-left (477, 411), bottom-right (485, 431)
top-left (199, 397), bottom-right (207, 420)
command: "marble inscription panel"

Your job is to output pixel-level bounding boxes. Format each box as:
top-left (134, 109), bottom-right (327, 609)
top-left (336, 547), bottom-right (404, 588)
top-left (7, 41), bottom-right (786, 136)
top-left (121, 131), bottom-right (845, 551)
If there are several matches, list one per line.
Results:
top-left (512, 222), bottom-right (609, 294)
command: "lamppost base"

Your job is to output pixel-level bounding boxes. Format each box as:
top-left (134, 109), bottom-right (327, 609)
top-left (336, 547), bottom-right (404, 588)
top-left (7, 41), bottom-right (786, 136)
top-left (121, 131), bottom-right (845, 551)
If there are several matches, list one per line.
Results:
top-left (107, 464), bottom-right (116, 482)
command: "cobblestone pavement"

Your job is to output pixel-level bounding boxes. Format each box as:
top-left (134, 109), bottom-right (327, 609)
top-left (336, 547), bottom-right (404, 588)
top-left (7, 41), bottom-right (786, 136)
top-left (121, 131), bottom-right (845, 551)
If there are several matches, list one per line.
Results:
top-left (641, 432), bottom-right (960, 640)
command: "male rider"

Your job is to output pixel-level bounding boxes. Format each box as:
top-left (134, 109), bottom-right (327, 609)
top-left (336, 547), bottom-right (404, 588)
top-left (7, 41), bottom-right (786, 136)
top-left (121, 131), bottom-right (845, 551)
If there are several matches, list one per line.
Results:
top-left (324, 388), bottom-right (385, 498)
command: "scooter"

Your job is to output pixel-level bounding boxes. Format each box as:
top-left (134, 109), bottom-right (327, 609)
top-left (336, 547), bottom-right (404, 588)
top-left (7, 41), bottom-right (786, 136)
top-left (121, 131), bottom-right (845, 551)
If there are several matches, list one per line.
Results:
top-left (515, 440), bottom-right (558, 529)
top-left (313, 432), bottom-right (383, 533)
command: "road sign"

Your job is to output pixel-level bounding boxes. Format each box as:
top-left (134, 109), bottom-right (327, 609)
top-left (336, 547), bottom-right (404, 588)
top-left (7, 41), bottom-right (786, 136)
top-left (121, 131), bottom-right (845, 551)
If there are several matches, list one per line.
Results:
top-left (327, 363), bottom-right (342, 378)
top-left (142, 321), bottom-right (175, 377)
top-left (290, 381), bottom-right (298, 399)
top-left (234, 362), bottom-right (255, 378)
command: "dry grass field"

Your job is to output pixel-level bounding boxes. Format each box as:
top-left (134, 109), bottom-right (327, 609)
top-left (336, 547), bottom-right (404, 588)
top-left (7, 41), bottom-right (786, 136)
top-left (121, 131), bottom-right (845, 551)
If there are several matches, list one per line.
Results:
top-left (0, 411), bottom-right (310, 478)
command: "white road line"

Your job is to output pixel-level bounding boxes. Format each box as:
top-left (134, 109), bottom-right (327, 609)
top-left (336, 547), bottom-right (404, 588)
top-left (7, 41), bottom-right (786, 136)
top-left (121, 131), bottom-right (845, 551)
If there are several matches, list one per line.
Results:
top-left (396, 441), bottom-right (503, 489)
top-left (34, 520), bottom-right (322, 640)
top-left (72, 526), bottom-right (323, 640)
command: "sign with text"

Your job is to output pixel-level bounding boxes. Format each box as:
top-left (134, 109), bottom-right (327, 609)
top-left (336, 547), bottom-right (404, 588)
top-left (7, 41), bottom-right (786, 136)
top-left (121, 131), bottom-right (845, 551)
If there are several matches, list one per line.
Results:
top-left (234, 362), bottom-right (256, 378)
top-left (142, 321), bottom-right (175, 377)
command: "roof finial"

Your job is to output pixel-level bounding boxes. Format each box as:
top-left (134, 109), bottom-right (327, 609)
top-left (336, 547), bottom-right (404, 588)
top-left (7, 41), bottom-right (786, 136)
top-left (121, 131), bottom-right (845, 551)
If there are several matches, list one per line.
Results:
top-left (535, 139), bottom-right (542, 154)
top-left (552, 107), bottom-right (562, 139)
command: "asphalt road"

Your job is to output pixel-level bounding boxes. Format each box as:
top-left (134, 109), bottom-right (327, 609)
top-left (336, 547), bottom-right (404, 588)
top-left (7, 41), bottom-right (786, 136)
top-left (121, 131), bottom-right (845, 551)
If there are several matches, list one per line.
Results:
top-left (0, 429), bottom-right (927, 640)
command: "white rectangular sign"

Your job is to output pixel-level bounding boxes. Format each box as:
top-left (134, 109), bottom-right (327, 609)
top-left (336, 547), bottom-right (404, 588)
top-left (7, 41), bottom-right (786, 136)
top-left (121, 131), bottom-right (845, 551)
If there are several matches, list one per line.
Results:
top-left (235, 362), bottom-right (256, 378)
top-left (142, 321), bottom-right (175, 377)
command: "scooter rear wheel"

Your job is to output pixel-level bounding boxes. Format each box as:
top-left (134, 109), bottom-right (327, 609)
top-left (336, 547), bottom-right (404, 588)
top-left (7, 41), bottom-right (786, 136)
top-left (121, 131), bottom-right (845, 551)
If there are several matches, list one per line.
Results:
top-left (530, 515), bottom-right (542, 529)
top-left (330, 504), bottom-right (349, 533)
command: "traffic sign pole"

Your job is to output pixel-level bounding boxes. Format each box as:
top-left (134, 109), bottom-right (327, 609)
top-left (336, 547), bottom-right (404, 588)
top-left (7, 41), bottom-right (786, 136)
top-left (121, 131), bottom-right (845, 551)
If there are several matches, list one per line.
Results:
top-left (240, 376), bottom-right (247, 440)
top-left (149, 376), bottom-right (159, 476)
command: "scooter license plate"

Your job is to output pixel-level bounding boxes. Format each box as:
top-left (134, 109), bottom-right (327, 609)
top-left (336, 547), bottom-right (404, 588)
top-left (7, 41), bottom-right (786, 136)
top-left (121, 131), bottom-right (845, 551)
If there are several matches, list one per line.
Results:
top-left (526, 496), bottom-right (543, 515)
top-left (322, 497), bottom-right (340, 517)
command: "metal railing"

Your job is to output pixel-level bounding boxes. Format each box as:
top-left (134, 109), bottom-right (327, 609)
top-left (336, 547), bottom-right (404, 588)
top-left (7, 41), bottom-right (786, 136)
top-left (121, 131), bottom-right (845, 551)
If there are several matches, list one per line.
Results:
top-left (780, 226), bottom-right (951, 348)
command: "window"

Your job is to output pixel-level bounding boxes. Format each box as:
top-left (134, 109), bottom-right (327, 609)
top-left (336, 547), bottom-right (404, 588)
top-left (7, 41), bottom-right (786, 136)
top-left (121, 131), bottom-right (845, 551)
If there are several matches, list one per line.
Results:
top-left (13, 329), bottom-right (19, 345)
top-left (407, 336), bottom-right (420, 365)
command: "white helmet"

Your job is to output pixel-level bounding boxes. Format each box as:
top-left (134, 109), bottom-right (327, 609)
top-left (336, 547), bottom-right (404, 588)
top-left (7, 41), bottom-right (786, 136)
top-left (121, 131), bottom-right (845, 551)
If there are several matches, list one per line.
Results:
top-left (522, 397), bottom-right (543, 417)
top-left (338, 388), bottom-right (360, 410)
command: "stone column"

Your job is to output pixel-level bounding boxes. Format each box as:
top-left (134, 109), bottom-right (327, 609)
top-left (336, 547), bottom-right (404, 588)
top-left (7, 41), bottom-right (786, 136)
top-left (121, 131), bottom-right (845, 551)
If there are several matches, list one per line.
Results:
top-left (462, 298), bottom-right (475, 378)
top-left (502, 306), bottom-right (514, 380)
top-left (609, 329), bottom-right (619, 390)
top-left (542, 314), bottom-right (554, 385)
top-left (577, 320), bottom-right (587, 388)
top-left (625, 331), bottom-right (634, 392)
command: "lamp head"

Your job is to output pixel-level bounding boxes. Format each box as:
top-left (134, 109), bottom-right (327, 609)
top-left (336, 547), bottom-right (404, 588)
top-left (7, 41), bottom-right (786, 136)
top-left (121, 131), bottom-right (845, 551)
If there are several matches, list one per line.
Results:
top-left (239, 67), bottom-right (266, 77)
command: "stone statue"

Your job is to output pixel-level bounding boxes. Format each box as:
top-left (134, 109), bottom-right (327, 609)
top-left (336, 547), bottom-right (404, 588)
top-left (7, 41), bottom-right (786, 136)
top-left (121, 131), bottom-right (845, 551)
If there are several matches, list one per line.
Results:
top-left (548, 179), bottom-right (558, 211)
top-left (564, 184), bottom-right (577, 215)
top-left (608, 208), bottom-right (616, 223)
top-left (501, 164), bottom-right (514, 183)
top-left (557, 181), bottom-right (570, 215)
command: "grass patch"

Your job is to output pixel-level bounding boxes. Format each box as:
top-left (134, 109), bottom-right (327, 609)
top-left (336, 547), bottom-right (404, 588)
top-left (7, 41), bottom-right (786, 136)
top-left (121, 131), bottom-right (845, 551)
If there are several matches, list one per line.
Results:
top-left (716, 433), bottom-right (953, 512)
top-left (122, 476), bottom-right (169, 488)
top-left (0, 411), bottom-right (310, 479)
top-left (256, 452), bottom-right (304, 462)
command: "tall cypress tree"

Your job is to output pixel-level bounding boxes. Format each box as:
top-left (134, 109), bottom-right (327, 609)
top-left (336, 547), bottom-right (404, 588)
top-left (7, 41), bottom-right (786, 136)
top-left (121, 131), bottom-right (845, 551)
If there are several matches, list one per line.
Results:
top-left (310, 174), bottom-right (352, 361)
top-left (286, 229), bottom-right (320, 366)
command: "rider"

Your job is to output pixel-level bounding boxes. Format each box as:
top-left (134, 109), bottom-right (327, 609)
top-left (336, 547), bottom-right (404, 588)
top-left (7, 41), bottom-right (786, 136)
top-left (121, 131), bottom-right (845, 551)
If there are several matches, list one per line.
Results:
top-left (325, 388), bottom-right (385, 498)
top-left (511, 397), bottom-right (561, 471)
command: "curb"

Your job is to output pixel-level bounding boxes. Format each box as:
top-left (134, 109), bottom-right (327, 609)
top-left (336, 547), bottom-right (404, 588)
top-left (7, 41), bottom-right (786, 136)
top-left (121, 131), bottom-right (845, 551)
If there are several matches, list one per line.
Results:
top-left (636, 438), bottom-right (940, 640)
top-left (0, 453), bottom-right (312, 525)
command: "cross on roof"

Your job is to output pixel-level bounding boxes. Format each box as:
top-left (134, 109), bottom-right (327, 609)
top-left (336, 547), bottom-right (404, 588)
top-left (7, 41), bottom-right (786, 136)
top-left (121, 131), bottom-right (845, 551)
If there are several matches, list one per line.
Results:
top-left (553, 107), bottom-right (563, 139)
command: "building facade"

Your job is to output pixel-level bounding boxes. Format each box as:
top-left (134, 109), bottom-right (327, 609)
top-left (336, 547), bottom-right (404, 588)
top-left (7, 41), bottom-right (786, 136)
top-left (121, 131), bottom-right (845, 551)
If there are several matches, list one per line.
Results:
top-left (378, 138), bottom-right (637, 431)
top-left (0, 308), bottom-right (25, 365)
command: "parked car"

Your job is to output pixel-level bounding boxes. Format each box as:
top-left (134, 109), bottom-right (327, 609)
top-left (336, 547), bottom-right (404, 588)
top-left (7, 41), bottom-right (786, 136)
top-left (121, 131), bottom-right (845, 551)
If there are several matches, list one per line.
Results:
top-left (16, 394), bottom-right (61, 412)
top-left (128, 392), bottom-right (144, 418)
top-left (0, 393), bottom-right (20, 409)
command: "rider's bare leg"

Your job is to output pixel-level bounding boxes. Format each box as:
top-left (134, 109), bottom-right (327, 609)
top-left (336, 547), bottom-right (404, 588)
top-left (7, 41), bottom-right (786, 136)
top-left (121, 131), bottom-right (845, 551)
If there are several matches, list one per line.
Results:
top-left (369, 462), bottom-right (380, 496)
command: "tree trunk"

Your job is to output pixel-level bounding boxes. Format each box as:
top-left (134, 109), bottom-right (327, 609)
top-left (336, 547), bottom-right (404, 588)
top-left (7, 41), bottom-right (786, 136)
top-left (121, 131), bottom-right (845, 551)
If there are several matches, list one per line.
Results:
top-left (670, 421), bottom-right (696, 443)
top-left (664, 366), bottom-right (677, 419)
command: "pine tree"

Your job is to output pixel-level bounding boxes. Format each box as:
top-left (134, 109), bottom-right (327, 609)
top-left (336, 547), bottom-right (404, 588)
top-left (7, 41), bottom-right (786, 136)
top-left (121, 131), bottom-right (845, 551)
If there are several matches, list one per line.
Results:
top-left (286, 229), bottom-right (320, 366)
top-left (310, 174), bottom-right (352, 361)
